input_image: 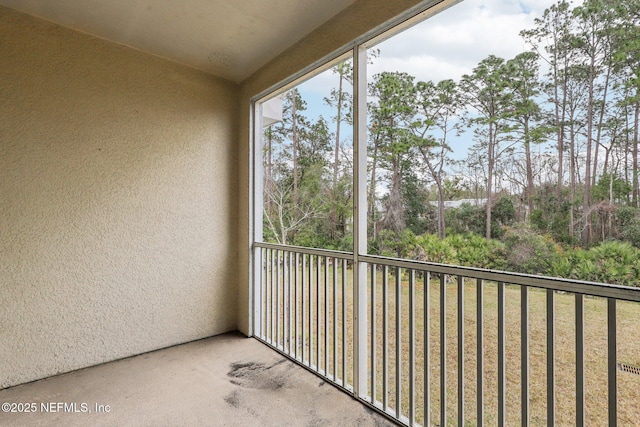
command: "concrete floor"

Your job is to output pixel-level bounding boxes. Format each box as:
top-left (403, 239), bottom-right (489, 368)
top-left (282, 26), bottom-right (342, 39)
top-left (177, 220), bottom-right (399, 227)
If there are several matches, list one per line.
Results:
top-left (0, 333), bottom-right (395, 426)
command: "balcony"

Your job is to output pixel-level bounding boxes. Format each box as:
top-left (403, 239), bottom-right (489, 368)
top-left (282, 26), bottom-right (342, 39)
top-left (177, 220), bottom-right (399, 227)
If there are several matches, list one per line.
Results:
top-left (4, 244), bottom-right (639, 426)
top-left (4, 1), bottom-right (640, 426)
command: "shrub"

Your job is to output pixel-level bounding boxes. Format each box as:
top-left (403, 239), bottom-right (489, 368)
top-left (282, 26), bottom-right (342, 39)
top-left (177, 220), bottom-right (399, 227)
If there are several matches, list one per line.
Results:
top-left (445, 203), bottom-right (485, 236)
top-left (530, 184), bottom-right (575, 245)
top-left (372, 229), bottom-right (417, 258)
top-left (412, 233), bottom-right (457, 264)
top-left (552, 240), bottom-right (640, 286)
top-left (589, 241), bottom-right (640, 286)
top-left (445, 201), bottom-right (508, 239)
top-left (445, 233), bottom-right (507, 270)
top-left (502, 225), bottom-right (559, 275)
top-left (616, 206), bottom-right (640, 248)
top-left (492, 196), bottom-right (516, 227)
top-left (593, 173), bottom-right (632, 203)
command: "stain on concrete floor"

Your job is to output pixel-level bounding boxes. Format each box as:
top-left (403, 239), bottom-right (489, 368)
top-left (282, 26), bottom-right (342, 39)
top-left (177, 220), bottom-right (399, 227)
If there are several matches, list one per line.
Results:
top-left (227, 358), bottom-right (290, 390)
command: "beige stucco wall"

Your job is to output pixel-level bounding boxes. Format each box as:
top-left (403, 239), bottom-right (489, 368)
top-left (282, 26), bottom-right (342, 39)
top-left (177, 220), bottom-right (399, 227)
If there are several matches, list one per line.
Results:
top-left (236, 0), bottom-right (425, 335)
top-left (0, 7), bottom-right (239, 388)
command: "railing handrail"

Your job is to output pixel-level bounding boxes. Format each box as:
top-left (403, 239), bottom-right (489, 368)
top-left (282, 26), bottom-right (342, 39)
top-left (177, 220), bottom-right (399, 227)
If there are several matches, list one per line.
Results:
top-left (361, 253), bottom-right (640, 303)
top-left (254, 241), bottom-right (640, 303)
top-left (254, 241), bottom-right (354, 259)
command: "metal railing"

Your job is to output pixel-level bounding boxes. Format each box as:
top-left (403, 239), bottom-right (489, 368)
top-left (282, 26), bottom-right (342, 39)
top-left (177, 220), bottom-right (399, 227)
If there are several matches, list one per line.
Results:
top-left (254, 243), bottom-right (355, 390)
top-left (253, 242), bottom-right (640, 426)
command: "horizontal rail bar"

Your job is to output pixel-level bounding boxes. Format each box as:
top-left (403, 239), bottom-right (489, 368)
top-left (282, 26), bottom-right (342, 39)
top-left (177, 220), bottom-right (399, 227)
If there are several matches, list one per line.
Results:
top-left (256, 244), bottom-right (640, 302)
top-left (360, 254), bottom-right (640, 303)
top-left (255, 242), bottom-right (353, 259)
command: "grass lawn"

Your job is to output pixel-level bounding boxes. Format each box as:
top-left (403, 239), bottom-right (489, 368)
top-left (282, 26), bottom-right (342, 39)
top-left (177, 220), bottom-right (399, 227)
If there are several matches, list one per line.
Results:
top-left (262, 261), bottom-right (640, 426)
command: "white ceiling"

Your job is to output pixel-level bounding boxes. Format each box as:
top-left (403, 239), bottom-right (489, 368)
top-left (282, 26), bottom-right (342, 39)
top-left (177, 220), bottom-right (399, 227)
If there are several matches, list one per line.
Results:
top-left (0, 0), bottom-right (354, 82)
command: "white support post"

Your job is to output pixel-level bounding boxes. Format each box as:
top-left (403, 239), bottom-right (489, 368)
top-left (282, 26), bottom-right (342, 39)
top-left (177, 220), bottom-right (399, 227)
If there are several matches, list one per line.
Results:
top-left (352, 44), bottom-right (368, 399)
top-left (251, 102), bottom-right (265, 338)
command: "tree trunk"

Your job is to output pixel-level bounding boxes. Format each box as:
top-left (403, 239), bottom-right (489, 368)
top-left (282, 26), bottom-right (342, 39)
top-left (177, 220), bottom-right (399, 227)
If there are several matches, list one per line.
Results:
top-left (383, 156), bottom-right (404, 233)
top-left (331, 76), bottom-right (344, 240)
top-left (524, 119), bottom-right (534, 217)
top-left (486, 123), bottom-right (495, 240)
top-left (582, 57), bottom-right (596, 247)
top-left (436, 176), bottom-right (446, 239)
top-left (369, 136), bottom-right (379, 239)
top-left (291, 90), bottom-right (299, 206)
top-left (591, 65), bottom-right (612, 188)
top-left (570, 124), bottom-right (576, 242)
top-left (633, 99), bottom-right (640, 207)
top-left (557, 65), bottom-right (567, 191)
top-left (264, 128), bottom-right (273, 212)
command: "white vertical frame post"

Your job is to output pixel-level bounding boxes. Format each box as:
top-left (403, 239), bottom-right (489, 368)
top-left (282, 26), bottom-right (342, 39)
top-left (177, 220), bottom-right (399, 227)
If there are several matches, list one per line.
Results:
top-left (251, 102), bottom-right (265, 338)
top-left (352, 43), bottom-right (368, 398)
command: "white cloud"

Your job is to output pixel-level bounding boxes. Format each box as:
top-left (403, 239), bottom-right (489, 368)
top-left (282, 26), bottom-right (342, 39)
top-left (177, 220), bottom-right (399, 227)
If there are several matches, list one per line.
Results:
top-left (367, 0), bottom-right (575, 83)
top-left (295, 0), bottom-right (585, 97)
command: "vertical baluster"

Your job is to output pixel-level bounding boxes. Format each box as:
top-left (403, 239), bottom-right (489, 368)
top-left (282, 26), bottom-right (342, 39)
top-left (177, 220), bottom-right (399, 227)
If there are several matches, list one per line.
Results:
top-left (276, 250), bottom-right (280, 347)
top-left (547, 289), bottom-right (555, 426)
top-left (424, 272), bottom-right (431, 427)
top-left (270, 249), bottom-right (275, 344)
top-left (576, 294), bottom-right (584, 427)
top-left (458, 276), bottom-right (464, 426)
top-left (498, 282), bottom-right (506, 427)
top-left (342, 259), bottom-right (347, 387)
top-left (294, 252), bottom-right (299, 360)
top-left (608, 298), bottom-right (617, 427)
top-left (383, 265), bottom-right (389, 410)
top-left (264, 249), bottom-right (268, 342)
top-left (371, 265), bottom-right (377, 405)
top-left (440, 274), bottom-right (447, 427)
top-left (259, 249), bottom-right (265, 341)
top-left (522, 286), bottom-right (529, 427)
top-left (333, 257), bottom-right (338, 381)
top-left (288, 251), bottom-right (293, 354)
top-left (477, 278), bottom-right (483, 426)
top-left (409, 269), bottom-right (416, 426)
top-left (309, 255), bottom-right (315, 368)
top-left (283, 252), bottom-right (287, 352)
top-left (284, 251), bottom-right (290, 352)
top-left (317, 255), bottom-right (321, 371)
top-left (324, 256), bottom-right (329, 375)
top-left (395, 267), bottom-right (402, 420)
top-left (282, 250), bottom-right (286, 350)
top-left (302, 254), bottom-right (307, 364)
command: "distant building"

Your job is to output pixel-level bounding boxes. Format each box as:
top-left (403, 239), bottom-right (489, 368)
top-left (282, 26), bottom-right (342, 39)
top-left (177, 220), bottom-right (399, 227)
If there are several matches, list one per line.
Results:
top-left (430, 198), bottom-right (487, 209)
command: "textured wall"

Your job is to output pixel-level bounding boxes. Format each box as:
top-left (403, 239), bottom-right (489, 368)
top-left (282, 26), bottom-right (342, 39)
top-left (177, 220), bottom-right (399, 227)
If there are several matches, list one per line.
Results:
top-left (0, 7), bottom-right (239, 388)
top-left (237, 0), bottom-right (426, 334)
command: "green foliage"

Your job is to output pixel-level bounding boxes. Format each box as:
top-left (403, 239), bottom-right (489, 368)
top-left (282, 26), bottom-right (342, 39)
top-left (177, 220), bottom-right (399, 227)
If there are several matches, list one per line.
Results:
top-left (371, 229), bottom-right (417, 259)
top-left (375, 232), bottom-right (510, 270)
top-left (502, 225), bottom-right (560, 275)
top-left (530, 184), bottom-right (575, 245)
top-left (402, 172), bottom-right (436, 235)
top-left (616, 207), bottom-right (640, 248)
top-left (445, 233), bottom-right (507, 270)
top-left (492, 196), bottom-right (516, 226)
top-left (445, 203), bottom-right (485, 236)
top-left (593, 173), bottom-right (632, 203)
top-left (444, 200), bottom-right (511, 239)
top-left (553, 240), bottom-right (640, 286)
top-left (412, 234), bottom-right (457, 264)
top-left (616, 206), bottom-right (640, 228)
